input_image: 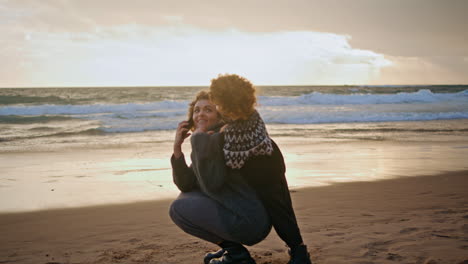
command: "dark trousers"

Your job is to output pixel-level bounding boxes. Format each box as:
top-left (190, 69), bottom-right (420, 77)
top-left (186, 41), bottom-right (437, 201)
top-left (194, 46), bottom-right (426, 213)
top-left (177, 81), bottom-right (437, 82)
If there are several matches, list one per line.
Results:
top-left (169, 191), bottom-right (271, 246)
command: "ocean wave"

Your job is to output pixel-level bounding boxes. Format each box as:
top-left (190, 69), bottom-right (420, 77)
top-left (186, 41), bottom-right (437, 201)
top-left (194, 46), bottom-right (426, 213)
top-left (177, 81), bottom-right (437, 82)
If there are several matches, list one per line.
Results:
top-left (0, 100), bottom-right (188, 116)
top-left (0, 128), bottom-right (105, 142)
top-left (0, 94), bottom-right (72, 105)
top-left (0, 115), bottom-right (75, 124)
top-left (2, 89), bottom-right (468, 135)
top-left (112, 110), bottom-right (184, 120)
top-left (261, 110), bottom-right (468, 124)
top-left (99, 110), bottom-right (468, 132)
top-left (101, 123), bottom-right (177, 133)
top-left (2, 90), bottom-right (467, 118)
top-left (259, 89), bottom-right (468, 106)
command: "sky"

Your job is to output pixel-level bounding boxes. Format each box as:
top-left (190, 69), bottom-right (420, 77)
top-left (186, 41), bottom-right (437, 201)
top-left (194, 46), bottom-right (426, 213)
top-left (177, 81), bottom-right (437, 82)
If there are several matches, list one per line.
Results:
top-left (1, 0), bottom-right (467, 87)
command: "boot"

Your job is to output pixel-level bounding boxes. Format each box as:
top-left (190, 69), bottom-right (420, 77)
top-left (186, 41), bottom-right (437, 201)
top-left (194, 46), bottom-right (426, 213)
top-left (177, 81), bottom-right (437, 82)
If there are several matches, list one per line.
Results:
top-left (287, 244), bottom-right (312, 264)
top-left (204, 249), bottom-right (225, 264)
top-left (209, 242), bottom-right (255, 264)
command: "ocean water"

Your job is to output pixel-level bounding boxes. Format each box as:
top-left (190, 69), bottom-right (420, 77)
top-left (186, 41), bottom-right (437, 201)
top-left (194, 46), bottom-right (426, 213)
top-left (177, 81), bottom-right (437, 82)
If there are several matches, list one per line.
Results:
top-left (1, 85), bottom-right (468, 212)
top-left (1, 85), bottom-right (468, 145)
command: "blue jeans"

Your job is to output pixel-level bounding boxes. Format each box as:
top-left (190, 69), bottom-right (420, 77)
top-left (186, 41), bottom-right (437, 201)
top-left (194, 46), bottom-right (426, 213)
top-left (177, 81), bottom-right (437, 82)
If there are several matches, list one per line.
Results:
top-left (169, 191), bottom-right (271, 245)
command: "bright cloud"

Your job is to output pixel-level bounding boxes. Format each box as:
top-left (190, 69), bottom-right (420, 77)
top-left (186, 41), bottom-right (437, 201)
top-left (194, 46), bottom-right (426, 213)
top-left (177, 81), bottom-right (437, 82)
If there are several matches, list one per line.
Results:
top-left (1, 22), bottom-right (392, 87)
top-left (1, 0), bottom-right (467, 86)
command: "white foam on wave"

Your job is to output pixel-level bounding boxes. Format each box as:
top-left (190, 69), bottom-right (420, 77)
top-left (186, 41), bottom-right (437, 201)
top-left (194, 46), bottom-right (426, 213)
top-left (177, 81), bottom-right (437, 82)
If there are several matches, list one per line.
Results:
top-left (260, 109), bottom-right (468, 124)
top-left (0, 100), bottom-right (189, 134)
top-left (2, 90), bottom-right (468, 133)
top-left (0, 100), bottom-right (188, 116)
top-left (259, 89), bottom-right (468, 106)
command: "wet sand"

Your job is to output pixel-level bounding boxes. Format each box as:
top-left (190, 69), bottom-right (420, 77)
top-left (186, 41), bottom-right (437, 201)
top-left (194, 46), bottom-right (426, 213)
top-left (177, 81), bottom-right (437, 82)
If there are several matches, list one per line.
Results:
top-left (2, 135), bottom-right (468, 213)
top-left (1, 119), bottom-right (468, 263)
top-left (1, 170), bottom-right (467, 264)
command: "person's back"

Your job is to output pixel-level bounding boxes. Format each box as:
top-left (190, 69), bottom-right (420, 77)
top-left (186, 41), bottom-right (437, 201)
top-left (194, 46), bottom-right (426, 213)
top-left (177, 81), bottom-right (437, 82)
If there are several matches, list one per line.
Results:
top-left (209, 73), bottom-right (313, 264)
top-left (239, 139), bottom-right (304, 250)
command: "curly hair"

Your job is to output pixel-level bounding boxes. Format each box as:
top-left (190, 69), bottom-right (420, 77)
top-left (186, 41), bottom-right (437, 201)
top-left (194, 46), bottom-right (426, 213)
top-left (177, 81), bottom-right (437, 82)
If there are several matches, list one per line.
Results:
top-left (209, 74), bottom-right (256, 120)
top-left (187, 90), bottom-right (221, 131)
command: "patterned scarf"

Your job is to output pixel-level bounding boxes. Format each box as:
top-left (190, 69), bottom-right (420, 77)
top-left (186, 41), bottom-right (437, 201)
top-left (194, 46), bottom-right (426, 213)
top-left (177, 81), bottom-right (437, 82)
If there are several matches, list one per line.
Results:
top-left (223, 110), bottom-right (273, 169)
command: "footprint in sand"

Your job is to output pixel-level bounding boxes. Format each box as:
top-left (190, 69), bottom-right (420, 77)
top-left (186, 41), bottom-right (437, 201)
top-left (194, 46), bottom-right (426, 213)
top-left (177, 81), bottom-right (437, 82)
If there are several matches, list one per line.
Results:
top-left (136, 243), bottom-right (160, 250)
top-left (435, 209), bottom-right (458, 214)
top-left (387, 253), bottom-right (404, 261)
top-left (325, 232), bottom-right (346, 237)
top-left (126, 238), bottom-right (141, 243)
top-left (361, 240), bottom-right (395, 257)
top-left (399, 227), bottom-right (419, 234)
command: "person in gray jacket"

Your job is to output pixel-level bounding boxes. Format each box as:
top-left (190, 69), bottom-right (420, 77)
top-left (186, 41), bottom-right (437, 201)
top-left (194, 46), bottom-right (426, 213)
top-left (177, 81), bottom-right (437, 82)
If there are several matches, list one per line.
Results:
top-left (169, 91), bottom-right (271, 264)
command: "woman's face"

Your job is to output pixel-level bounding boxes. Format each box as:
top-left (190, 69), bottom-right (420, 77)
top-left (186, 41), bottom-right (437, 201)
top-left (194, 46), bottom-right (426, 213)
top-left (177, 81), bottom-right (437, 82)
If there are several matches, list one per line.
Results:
top-left (192, 99), bottom-right (219, 130)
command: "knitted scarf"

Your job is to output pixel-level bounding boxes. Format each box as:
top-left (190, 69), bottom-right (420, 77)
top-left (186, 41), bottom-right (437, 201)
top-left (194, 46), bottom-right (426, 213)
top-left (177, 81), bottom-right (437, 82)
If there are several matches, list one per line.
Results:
top-left (223, 110), bottom-right (273, 169)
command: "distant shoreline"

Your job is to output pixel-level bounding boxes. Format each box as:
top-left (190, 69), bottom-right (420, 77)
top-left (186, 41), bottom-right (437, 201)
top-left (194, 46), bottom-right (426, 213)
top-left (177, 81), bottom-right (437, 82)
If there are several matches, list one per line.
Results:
top-left (2, 84), bottom-right (468, 89)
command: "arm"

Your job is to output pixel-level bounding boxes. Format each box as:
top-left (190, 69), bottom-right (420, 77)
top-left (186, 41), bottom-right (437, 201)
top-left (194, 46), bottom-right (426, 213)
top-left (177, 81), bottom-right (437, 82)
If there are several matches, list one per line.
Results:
top-left (173, 121), bottom-right (191, 159)
top-left (171, 121), bottom-right (197, 192)
top-left (190, 132), bottom-right (227, 193)
top-left (171, 153), bottom-right (198, 192)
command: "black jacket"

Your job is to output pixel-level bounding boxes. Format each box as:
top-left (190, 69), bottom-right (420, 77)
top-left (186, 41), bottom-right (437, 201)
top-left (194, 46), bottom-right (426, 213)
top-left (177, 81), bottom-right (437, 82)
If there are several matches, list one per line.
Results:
top-left (171, 132), bottom-right (269, 245)
top-left (239, 139), bottom-right (303, 248)
top-left (171, 133), bottom-right (303, 248)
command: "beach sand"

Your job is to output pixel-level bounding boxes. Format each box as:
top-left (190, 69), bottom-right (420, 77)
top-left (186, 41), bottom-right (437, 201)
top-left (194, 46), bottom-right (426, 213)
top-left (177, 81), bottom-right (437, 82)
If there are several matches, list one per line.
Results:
top-left (1, 119), bottom-right (468, 263)
top-left (1, 170), bottom-right (467, 264)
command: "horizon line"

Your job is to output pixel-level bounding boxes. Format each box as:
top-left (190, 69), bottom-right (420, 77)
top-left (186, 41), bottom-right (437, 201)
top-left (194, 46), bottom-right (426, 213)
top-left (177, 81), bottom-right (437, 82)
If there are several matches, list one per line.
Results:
top-left (2, 84), bottom-right (468, 89)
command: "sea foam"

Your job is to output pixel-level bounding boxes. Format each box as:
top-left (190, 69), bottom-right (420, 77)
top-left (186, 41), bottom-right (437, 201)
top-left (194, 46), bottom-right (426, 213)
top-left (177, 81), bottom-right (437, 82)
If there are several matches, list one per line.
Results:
top-left (0, 100), bottom-right (187, 116)
top-left (1, 89), bottom-right (468, 133)
top-left (259, 89), bottom-right (468, 106)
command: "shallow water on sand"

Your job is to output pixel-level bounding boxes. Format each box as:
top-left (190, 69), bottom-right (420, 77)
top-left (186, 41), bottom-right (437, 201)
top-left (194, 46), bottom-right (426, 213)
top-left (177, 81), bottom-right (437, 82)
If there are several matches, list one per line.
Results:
top-left (1, 119), bottom-right (467, 212)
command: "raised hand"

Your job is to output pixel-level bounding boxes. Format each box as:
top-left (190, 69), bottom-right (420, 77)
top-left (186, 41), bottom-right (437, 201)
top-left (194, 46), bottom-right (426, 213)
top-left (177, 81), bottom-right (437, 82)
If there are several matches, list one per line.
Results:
top-left (173, 121), bottom-right (191, 158)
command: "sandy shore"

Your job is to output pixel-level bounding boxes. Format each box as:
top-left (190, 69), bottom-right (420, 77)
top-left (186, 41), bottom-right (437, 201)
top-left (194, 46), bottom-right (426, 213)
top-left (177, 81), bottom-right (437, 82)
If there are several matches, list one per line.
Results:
top-left (1, 170), bottom-right (467, 264)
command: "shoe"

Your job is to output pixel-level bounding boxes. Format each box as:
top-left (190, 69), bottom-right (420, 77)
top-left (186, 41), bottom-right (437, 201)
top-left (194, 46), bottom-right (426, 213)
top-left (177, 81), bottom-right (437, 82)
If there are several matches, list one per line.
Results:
top-left (204, 249), bottom-right (225, 264)
top-left (209, 245), bottom-right (256, 264)
top-left (287, 245), bottom-right (312, 264)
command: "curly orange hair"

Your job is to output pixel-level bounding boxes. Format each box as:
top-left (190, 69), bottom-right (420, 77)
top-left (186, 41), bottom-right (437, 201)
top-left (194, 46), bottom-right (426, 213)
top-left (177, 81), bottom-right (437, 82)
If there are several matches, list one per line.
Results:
top-left (209, 74), bottom-right (256, 120)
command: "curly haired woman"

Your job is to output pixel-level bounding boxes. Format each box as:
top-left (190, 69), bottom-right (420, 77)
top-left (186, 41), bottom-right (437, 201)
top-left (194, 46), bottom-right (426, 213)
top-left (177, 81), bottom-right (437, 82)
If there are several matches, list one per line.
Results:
top-left (209, 74), bottom-right (312, 264)
top-left (169, 91), bottom-right (271, 264)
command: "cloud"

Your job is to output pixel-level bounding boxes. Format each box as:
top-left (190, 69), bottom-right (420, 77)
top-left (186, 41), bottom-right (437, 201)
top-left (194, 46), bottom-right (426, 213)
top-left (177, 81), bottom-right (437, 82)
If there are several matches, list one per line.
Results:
top-left (0, 21), bottom-right (392, 86)
top-left (2, 0), bottom-right (465, 86)
top-left (4, 0), bottom-right (467, 58)
top-left (372, 56), bottom-right (468, 85)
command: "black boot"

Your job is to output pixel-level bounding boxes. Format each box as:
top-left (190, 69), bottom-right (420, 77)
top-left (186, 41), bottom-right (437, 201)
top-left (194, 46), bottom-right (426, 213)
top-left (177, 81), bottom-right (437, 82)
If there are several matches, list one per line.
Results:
top-left (204, 249), bottom-right (225, 264)
top-left (209, 241), bottom-right (256, 264)
top-left (288, 244), bottom-right (312, 264)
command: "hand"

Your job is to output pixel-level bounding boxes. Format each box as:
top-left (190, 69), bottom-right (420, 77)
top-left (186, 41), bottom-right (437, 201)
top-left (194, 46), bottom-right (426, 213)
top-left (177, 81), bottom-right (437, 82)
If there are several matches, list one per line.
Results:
top-left (173, 121), bottom-right (191, 158)
top-left (220, 124), bottom-right (228, 132)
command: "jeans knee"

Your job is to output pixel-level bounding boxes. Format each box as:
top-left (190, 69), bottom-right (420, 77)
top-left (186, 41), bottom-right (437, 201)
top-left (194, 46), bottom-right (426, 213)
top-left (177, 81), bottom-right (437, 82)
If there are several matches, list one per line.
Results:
top-left (168, 199), bottom-right (182, 224)
top-left (169, 196), bottom-right (194, 228)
